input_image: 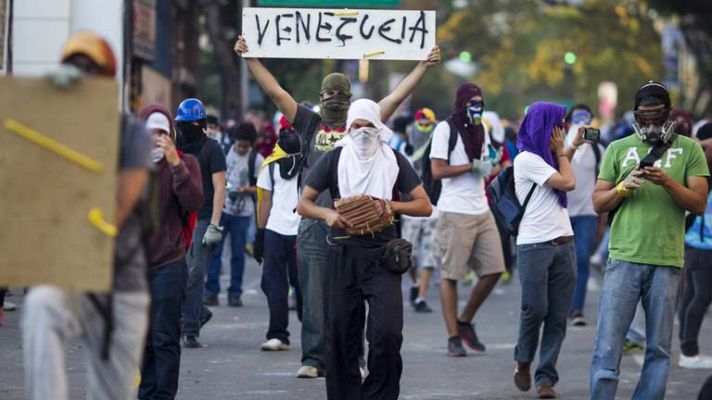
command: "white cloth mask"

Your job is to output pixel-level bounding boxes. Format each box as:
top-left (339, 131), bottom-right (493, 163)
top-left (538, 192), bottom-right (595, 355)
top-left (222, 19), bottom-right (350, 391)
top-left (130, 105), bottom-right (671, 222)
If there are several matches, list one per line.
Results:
top-left (151, 148), bottom-right (165, 163)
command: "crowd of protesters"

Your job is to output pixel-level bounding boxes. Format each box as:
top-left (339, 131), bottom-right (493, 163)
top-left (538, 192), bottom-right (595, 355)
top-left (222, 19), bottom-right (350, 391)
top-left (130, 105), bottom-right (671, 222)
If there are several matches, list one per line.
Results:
top-left (4, 30), bottom-right (712, 400)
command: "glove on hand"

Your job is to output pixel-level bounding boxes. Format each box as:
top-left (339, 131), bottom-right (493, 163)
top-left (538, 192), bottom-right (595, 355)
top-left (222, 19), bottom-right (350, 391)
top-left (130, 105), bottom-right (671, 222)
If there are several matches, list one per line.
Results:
top-left (202, 224), bottom-right (223, 246)
top-left (471, 159), bottom-right (493, 177)
top-left (254, 228), bottom-right (265, 264)
top-left (617, 169), bottom-right (646, 197)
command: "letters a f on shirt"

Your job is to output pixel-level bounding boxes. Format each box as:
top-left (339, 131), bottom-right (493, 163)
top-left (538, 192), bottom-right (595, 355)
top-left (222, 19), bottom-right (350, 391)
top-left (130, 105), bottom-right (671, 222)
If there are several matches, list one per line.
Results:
top-left (242, 7), bottom-right (436, 60)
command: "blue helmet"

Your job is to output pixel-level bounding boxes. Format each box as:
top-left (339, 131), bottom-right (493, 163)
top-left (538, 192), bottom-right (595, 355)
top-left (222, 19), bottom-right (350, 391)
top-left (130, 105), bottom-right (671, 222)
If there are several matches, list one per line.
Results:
top-left (175, 98), bottom-right (207, 122)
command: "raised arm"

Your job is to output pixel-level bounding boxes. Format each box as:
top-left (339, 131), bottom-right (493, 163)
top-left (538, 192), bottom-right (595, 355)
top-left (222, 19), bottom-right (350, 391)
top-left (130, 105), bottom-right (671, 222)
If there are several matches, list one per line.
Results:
top-left (378, 46), bottom-right (441, 122)
top-left (234, 36), bottom-right (298, 122)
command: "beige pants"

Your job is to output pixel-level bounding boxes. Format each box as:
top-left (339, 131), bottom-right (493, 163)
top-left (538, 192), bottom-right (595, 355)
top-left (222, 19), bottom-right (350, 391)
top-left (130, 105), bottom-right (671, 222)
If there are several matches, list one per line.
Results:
top-left (436, 211), bottom-right (505, 280)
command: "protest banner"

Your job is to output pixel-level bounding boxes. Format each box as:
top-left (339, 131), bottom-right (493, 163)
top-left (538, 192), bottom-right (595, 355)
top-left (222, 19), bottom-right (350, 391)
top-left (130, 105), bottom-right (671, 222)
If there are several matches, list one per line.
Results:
top-left (242, 7), bottom-right (436, 60)
top-left (0, 77), bottom-right (119, 292)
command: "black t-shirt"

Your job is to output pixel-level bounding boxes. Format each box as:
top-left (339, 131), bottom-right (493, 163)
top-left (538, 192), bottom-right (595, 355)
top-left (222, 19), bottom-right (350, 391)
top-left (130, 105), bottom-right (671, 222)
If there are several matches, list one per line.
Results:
top-left (303, 148), bottom-right (422, 247)
top-left (188, 139), bottom-right (227, 220)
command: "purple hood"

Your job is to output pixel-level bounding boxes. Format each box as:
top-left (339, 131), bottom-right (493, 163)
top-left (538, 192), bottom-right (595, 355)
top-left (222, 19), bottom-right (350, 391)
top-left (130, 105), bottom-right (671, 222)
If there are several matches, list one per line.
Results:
top-left (517, 102), bottom-right (568, 207)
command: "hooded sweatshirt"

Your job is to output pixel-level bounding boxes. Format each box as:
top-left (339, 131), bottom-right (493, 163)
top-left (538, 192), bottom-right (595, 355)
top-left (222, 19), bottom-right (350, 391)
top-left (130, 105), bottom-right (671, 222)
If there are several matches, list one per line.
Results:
top-left (139, 105), bottom-right (204, 269)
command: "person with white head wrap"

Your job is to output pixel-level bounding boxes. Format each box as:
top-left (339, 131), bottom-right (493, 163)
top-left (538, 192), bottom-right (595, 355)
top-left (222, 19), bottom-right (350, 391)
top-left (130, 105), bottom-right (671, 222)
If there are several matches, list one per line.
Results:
top-left (296, 99), bottom-right (432, 400)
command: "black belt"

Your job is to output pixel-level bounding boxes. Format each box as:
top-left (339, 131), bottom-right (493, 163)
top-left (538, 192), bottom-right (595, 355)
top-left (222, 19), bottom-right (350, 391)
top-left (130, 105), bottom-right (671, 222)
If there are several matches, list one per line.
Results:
top-left (550, 236), bottom-right (574, 245)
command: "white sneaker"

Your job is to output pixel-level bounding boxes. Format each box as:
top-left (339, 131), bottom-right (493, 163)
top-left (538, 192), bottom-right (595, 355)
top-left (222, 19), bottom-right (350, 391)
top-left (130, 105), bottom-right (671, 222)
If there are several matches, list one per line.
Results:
top-left (679, 354), bottom-right (712, 369)
top-left (261, 338), bottom-right (289, 351)
top-left (3, 301), bottom-right (17, 311)
top-left (296, 365), bottom-right (321, 378)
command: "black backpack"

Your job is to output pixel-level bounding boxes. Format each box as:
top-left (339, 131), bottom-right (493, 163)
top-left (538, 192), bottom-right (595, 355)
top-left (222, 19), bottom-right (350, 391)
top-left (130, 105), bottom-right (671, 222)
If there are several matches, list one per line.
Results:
top-left (487, 166), bottom-right (536, 236)
top-left (420, 118), bottom-right (459, 205)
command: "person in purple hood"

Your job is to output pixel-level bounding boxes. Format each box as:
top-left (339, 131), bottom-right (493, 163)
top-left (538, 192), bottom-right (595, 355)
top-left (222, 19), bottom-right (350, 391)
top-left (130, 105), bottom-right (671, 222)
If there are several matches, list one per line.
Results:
top-left (512, 102), bottom-right (579, 399)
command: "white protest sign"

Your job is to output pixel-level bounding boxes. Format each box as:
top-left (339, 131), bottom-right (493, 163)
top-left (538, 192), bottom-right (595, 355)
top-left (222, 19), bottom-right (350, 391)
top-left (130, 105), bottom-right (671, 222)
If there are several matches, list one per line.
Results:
top-left (242, 7), bottom-right (436, 60)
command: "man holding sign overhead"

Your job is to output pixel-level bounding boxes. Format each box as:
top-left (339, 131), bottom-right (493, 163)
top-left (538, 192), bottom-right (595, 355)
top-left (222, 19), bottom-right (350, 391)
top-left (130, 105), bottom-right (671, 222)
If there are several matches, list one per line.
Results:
top-left (235, 10), bottom-right (439, 379)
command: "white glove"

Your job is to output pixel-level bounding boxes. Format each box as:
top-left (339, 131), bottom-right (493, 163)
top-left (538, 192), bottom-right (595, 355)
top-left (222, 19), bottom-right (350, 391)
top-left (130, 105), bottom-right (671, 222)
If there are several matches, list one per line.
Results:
top-left (472, 159), bottom-right (493, 177)
top-left (48, 64), bottom-right (83, 88)
top-left (617, 169), bottom-right (646, 197)
top-left (622, 169), bottom-right (646, 190)
top-left (202, 224), bottom-right (223, 246)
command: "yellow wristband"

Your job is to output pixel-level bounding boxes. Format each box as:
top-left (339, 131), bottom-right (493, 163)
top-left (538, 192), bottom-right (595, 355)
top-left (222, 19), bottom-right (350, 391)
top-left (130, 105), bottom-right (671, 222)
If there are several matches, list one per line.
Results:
top-left (616, 182), bottom-right (634, 198)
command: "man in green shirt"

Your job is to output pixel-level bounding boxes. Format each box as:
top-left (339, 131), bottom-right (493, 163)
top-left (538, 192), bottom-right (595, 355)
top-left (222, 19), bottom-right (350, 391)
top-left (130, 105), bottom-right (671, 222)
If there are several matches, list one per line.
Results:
top-left (590, 82), bottom-right (709, 400)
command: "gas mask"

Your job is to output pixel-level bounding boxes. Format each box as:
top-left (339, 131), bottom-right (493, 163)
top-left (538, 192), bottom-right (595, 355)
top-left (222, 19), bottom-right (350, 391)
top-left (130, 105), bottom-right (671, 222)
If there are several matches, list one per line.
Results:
top-left (467, 101), bottom-right (484, 125)
top-left (350, 127), bottom-right (381, 160)
top-left (150, 147), bottom-right (165, 163)
top-left (633, 108), bottom-right (676, 145)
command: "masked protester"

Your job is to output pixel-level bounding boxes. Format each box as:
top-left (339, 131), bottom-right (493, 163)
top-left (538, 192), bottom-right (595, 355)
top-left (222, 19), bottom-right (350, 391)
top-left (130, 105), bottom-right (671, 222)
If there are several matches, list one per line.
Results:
top-left (400, 108), bottom-right (438, 312)
top-left (206, 114), bottom-right (232, 156)
top-left (138, 105), bottom-right (203, 399)
top-left (175, 98), bottom-right (227, 349)
top-left (430, 83), bottom-right (505, 357)
top-left (512, 102), bottom-right (578, 399)
top-left (297, 99), bottom-right (432, 400)
top-left (590, 81), bottom-right (709, 400)
top-left (254, 118), bottom-right (304, 351)
top-left (234, 35), bottom-right (440, 378)
top-left (22, 31), bottom-right (153, 400)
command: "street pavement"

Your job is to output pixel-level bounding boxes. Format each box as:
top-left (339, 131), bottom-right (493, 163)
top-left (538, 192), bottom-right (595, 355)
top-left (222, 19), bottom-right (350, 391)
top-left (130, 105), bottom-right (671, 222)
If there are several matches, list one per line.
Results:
top-left (1, 258), bottom-right (710, 399)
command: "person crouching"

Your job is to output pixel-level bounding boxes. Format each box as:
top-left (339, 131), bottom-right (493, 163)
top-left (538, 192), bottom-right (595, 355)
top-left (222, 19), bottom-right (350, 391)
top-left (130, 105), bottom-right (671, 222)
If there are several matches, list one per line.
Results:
top-left (297, 99), bottom-right (432, 400)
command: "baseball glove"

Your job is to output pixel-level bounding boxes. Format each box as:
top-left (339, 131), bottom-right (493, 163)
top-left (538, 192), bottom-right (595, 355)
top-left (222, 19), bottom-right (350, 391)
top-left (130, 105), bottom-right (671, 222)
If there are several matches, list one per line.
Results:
top-left (334, 195), bottom-right (394, 236)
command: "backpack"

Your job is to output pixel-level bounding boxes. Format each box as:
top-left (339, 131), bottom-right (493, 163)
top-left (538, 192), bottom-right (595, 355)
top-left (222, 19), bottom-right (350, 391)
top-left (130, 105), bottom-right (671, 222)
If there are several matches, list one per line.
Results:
top-left (487, 166), bottom-right (536, 236)
top-left (420, 118), bottom-right (459, 205)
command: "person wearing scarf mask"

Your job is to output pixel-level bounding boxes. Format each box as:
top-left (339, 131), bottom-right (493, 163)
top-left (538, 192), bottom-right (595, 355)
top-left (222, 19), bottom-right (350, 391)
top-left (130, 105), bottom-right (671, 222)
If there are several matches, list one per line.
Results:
top-left (297, 99), bottom-right (431, 400)
top-left (174, 98), bottom-right (227, 349)
top-left (234, 35), bottom-right (441, 378)
top-left (138, 105), bottom-right (203, 399)
top-left (512, 102), bottom-right (578, 398)
top-left (430, 83), bottom-right (505, 358)
top-left (403, 107), bottom-right (439, 313)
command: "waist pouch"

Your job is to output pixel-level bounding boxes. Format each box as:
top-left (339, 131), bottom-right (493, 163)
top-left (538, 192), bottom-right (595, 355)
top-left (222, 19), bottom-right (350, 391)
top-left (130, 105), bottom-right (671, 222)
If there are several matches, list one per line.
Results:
top-left (381, 238), bottom-right (413, 275)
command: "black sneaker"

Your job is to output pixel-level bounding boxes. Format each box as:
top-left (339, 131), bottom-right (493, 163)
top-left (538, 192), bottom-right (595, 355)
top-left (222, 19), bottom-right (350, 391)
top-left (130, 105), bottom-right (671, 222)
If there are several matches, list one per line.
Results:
top-left (228, 294), bottom-right (243, 307)
top-left (409, 286), bottom-right (419, 307)
top-left (200, 308), bottom-right (213, 328)
top-left (570, 310), bottom-right (587, 327)
top-left (203, 292), bottom-right (218, 306)
top-left (447, 336), bottom-right (466, 357)
top-left (457, 320), bottom-right (486, 352)
top-left (183, 335), bottom-right (201, 348)
top-left (414, 299), bottom-right (433, 313)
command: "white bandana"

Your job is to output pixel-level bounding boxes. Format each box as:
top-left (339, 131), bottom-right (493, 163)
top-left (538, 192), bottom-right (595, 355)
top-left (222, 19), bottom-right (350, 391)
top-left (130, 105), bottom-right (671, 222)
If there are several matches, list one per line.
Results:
top-left (336, 99), bottom-right (399, 200)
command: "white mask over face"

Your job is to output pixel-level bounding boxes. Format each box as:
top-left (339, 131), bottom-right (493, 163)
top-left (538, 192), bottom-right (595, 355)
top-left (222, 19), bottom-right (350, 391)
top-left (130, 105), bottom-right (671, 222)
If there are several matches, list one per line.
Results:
top-left (151, 147), bottom-right (165, 163)
top-left (350, 127), bottom-right (381, 160)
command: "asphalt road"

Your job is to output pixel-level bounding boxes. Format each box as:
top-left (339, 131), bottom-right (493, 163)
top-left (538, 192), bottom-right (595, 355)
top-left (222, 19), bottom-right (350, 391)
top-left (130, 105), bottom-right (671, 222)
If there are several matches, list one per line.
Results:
top-left (1, 259), bottom-right (710, 399)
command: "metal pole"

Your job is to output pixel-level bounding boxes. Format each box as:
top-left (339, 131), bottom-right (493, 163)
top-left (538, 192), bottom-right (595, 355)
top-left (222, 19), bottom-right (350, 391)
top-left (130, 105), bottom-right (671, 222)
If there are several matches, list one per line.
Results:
top-left (239, 0), bottom-right (249, 120)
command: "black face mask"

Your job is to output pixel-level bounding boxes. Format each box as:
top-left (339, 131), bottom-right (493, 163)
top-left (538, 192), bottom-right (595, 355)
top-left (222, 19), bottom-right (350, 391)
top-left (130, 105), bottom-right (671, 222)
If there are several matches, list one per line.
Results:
top-left (176, 122), bottom-right (207, 154)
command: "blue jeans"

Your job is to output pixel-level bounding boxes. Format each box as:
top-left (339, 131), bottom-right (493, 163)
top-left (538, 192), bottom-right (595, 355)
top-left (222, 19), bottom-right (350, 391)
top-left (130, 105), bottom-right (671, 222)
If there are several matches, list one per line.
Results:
top-left (140, 260), bottom-right (187, 400)
top-left (298, 218), bottom-right (330, 370)
top-left (515, 241), bottom-right (575, 387)
top-left (205, 213), bottom-right (250, 297)
top-left (261, 229), bottom-right (300, 343)
top-left (590, 259), bottom-right (681, 400)
top-left (570, 215), bottom-right (599, 311)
